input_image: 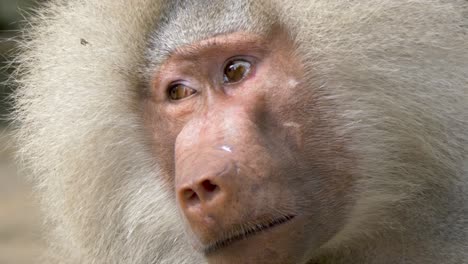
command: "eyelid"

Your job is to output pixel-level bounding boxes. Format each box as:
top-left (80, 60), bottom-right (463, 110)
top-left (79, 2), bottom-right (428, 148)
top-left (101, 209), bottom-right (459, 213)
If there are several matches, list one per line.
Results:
top-left (223, 55), bottom-right (256, 69)
top-left (168, 80), bottom-right (186, 89)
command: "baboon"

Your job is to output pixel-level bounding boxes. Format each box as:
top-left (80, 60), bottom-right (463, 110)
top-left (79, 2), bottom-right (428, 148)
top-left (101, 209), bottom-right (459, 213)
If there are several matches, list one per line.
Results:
top-left (12, 0), bottom-right (468, 263)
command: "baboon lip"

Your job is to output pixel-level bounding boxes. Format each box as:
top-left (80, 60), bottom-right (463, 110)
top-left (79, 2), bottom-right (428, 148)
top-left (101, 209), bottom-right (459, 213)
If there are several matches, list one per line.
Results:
top-left (203, 214), bottom-right (296, 255)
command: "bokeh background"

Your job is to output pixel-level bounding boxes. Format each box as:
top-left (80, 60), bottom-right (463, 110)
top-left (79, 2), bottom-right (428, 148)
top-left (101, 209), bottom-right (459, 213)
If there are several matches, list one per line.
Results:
top-left (1, 0), bottom-right (46, 263)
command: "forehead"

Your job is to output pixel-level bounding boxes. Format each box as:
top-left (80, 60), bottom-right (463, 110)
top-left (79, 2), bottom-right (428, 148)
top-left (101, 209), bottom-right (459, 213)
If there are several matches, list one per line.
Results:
top-left (146, 0), bottom-right (277, 68)
top-left (170, 32), bottom-right (269, 61)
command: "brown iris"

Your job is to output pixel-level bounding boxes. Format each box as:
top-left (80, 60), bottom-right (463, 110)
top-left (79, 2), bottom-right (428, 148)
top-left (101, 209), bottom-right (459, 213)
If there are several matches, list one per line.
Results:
top-left (223, 59), bottom-right (251, 83)
top-left (168, 84), bottom-right (197, 100)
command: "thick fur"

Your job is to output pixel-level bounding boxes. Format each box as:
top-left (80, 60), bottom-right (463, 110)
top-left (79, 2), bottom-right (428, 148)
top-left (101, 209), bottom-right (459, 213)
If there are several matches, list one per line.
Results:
top-left (12, 0), bottom-right (468, 263)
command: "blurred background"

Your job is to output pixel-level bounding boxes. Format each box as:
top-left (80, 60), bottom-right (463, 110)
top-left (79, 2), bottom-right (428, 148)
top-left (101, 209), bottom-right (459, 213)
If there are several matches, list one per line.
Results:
top-left (1, 0), bottom-right (46, 263)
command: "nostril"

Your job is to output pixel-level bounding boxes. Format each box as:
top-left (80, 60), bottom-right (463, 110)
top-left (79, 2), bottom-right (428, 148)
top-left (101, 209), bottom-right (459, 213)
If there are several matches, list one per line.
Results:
top-left (183, 188), bottom-right (200, 203)
top-left (201, 179), bottom-right (218, 193)
top-left (179, 179), bottom-right (221, 206)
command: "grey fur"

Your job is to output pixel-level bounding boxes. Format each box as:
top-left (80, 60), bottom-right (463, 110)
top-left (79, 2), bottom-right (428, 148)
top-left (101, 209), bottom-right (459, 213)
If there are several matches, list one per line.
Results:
top-left (11, 0), bottom-right (468, 263)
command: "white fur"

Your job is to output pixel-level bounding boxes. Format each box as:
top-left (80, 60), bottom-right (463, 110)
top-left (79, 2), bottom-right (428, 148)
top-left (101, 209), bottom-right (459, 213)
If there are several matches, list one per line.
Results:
top-left (12, 0), bottom-right (468, 263)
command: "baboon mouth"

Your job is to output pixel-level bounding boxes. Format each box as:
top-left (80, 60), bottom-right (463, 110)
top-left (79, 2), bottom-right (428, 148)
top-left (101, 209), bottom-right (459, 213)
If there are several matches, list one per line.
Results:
top-left (203, 214), bottom-right (296, 254)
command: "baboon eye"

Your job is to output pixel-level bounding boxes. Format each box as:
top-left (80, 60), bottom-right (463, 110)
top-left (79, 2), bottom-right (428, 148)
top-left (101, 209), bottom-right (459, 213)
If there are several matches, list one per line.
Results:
top-left (223, 59), bottom-right (252, 84)
top-left (168, 84), bottom-right (197, 101)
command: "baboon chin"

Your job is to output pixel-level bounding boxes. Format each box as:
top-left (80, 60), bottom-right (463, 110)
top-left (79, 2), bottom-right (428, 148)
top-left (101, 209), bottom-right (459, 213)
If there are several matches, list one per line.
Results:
top-left (12, 0), bottom-right (468, 264)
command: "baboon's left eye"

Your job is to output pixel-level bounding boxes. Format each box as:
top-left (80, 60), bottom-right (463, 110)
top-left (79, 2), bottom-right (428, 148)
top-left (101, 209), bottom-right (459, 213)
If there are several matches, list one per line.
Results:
top-left (223, 59), bottom-right (251, 84)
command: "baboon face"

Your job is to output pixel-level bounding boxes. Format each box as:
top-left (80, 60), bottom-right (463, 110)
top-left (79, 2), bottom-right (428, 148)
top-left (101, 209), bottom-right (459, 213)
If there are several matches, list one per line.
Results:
top-left (144, 29), bottom-right (354, 263)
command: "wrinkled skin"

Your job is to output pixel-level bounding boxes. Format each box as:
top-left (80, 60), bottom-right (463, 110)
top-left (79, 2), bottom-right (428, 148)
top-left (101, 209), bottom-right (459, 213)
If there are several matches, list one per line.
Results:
top-left (144, 30), bottom-right (353, 263)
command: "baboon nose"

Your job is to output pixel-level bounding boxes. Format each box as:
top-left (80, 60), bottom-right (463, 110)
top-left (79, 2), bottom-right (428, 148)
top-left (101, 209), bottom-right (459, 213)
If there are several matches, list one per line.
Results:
top-left (176, 161), bottom-right (236, 218)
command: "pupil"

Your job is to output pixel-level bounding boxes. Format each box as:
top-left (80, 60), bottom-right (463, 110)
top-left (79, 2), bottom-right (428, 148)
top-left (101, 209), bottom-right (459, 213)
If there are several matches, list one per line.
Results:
top-left (171, 87), bottom-right (179, 98)
top-left (229, 65), bottom-right (244, 80)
